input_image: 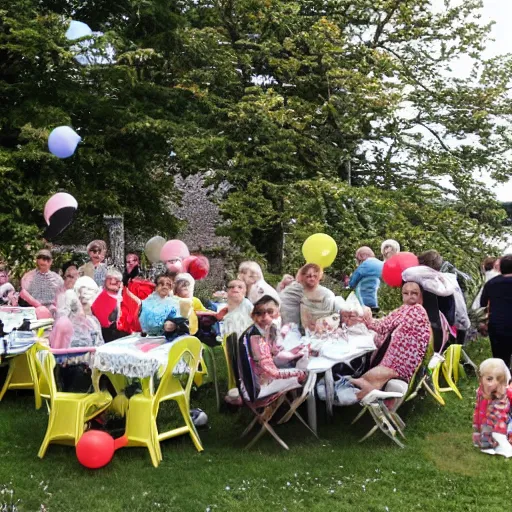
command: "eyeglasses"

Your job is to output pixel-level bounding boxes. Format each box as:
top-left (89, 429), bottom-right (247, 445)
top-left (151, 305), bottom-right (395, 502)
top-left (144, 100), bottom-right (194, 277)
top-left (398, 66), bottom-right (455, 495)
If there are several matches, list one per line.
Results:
top-left (37, 256), bottom-right (51, 262)
top-left (106, 277), bottom-right (120, 283)
top-left (253, 308), bottom-right (277, 317)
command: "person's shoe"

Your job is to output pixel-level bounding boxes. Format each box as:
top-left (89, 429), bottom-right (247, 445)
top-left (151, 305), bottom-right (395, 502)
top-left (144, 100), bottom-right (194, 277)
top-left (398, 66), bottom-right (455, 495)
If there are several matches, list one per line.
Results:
top-left (190, 408), bottom-right (208, 427)
top-left (360, 389), bottom-right (403, 405)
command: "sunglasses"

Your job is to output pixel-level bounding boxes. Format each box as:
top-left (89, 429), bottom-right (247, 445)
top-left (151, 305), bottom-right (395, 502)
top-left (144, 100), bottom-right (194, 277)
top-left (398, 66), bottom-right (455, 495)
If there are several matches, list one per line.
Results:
top-left (253, 308), bottom-right (277, 317)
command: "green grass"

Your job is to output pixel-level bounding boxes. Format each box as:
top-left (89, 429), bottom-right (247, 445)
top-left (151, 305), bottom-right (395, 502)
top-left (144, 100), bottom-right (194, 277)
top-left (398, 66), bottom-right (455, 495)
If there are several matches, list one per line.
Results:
top-left (1, 339), bottom-right (510, 512)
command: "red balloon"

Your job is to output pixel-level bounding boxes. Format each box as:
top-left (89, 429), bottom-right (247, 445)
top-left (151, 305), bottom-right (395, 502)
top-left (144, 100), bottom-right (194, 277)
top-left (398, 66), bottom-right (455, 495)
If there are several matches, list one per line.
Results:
top-left (187, 255), bottom-right (209, 280)
top-left (76, 431), bottom-right (127, 469)
top-left (382, 252), bottom-right (419, 288)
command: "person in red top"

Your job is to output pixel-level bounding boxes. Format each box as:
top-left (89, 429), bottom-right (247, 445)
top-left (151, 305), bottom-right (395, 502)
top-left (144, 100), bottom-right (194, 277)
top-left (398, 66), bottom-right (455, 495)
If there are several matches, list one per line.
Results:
top-left (91, 267), bottom-right (141, 341)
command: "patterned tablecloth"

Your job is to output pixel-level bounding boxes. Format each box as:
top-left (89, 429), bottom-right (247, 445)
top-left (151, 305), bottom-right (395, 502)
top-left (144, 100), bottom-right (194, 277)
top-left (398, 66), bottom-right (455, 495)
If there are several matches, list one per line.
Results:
top-left (93, 334), bottom-right (182, 379)
top-left (0, 307), bottom-right (37, 333)
top-left (0, 331), bottom-right (39, 358)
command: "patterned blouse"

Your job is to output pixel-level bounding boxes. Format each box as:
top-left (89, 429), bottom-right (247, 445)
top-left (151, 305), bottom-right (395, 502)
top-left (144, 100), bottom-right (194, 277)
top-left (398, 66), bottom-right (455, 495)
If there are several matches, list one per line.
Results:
top-left (365, 304), bottom-right (431, 382)
top-left (21, 269), bottom-right (63, 308)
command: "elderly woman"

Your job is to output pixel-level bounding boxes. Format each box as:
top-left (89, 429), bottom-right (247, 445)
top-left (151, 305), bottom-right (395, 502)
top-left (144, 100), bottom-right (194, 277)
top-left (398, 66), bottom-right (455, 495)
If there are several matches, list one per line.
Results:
top-left (139, 273), bottom-right (181, 336)
top-left (351, 282), bottom-right (431, 400)
top-left (381, 239), bottom-right (400, 261)
top-left (297, 263), bottom-right (335, 333)
top-left (80, 240), bottom-right (108, 288)
top-left (172, 272), bottom-right (209, 335)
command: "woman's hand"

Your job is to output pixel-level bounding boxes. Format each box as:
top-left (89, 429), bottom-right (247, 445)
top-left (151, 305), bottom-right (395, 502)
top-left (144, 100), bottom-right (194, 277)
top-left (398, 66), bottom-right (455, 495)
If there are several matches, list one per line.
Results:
top-left (164, 320), bottom-right (176, 332)
top-left (362, 306), bottom-right (373, 323)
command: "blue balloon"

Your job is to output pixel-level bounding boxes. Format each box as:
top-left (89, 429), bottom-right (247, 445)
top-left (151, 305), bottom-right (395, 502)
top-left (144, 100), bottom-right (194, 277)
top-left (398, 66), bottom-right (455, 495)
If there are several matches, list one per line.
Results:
top-left (65, 21), bottom-right (93, 41)
top-left (48, 126), bottom-right (82, 158)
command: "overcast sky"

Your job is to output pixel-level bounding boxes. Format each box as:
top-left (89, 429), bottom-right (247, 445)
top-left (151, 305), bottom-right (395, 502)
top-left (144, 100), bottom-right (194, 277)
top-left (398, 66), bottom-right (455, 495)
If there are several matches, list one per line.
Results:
top-left (469, 0), bottom-right (511, 201)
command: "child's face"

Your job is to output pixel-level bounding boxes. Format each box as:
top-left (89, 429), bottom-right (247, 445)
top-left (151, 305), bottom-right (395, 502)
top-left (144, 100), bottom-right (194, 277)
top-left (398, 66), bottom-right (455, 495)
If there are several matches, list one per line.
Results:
top-left (227, 280), bottom-right (246, 300)
top-left (481, 371), bottom-right (503, 397)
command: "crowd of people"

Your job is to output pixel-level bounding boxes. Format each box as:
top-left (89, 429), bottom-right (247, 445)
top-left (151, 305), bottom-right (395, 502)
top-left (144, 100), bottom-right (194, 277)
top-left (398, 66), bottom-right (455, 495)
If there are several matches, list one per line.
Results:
top-left (0, 239), bottom-right (494, 398)
top-left (4, 237), bottom-right (512, 453)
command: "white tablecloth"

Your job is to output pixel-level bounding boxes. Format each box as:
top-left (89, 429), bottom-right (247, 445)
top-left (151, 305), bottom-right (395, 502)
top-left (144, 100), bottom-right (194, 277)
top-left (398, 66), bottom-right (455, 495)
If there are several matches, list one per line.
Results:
top-left (93, 334), bottom-right (184, 379)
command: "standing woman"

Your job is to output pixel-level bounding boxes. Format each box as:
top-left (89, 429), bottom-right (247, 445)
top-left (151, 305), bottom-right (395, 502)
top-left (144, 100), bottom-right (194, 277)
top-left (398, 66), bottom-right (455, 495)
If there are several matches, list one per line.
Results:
top-left (480, 255), bottom-right (512, 368)
top-left (297, 263), bottom-right (335, 333)
top-left (80, 240), bottom-right (108, 288)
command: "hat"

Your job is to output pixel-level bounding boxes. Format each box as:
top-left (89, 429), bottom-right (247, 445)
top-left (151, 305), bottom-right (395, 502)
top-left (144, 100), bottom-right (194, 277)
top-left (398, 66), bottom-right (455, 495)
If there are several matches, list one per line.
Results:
top-left (36, 249), bottom-right (52, 259)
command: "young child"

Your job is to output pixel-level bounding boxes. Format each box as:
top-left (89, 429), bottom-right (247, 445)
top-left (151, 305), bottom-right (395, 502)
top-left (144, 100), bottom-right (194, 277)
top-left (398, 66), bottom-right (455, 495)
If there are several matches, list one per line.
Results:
top-left (473, 358), bottom-right (512, 455)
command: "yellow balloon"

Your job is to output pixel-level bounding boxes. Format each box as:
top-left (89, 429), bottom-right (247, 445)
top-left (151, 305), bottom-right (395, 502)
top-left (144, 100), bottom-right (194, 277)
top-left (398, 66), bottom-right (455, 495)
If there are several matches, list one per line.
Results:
top-left (302, 233), bottom-right (338, 269)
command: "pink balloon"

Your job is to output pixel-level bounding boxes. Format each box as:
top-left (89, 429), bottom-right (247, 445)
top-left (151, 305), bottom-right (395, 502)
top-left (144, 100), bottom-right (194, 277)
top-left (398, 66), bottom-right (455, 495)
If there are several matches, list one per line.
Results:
top-left (160, 240), bottom-right (190, 262)
top-left (44, 193), bottom-right (78, 225)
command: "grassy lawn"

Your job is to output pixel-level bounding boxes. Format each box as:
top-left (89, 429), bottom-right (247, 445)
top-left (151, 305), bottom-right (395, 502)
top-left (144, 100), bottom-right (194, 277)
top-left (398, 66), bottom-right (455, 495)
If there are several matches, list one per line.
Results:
top-left (0, 338), bottom-right (509, 512)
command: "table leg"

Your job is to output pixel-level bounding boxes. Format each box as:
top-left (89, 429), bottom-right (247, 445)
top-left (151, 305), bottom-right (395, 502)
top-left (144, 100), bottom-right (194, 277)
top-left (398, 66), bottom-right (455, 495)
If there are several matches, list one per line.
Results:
top-left (306, 373), bottom-right (317, 435)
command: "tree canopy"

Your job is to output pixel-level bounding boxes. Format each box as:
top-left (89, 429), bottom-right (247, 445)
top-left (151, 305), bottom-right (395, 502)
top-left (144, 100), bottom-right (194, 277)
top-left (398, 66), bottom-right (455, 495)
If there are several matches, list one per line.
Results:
top-left (1, 0), bottom-right (511, 275)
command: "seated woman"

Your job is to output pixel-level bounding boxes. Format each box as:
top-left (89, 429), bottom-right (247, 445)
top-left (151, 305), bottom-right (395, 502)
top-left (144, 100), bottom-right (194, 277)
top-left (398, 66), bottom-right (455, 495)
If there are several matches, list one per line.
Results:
top-left (240, 296), bottom-right (306, 395)
top-left (351, 282), bottom-right (431, 400)
top-left (297, 263), bottom-right (335, 333)
top-left (173, 273), bottom-right (209, 335)
top-left (50, 289), bottom-right (104, 351)
top-left (139, 273), bottom-right (182, 336)
top-left (217, 279), bottom-right (253, 339)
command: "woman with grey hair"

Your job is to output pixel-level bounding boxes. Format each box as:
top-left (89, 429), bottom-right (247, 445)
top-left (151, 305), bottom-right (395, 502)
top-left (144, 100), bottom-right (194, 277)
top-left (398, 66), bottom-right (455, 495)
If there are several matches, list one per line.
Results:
top-left (91, 267), bottom-right (130, 342)
top-left (380, 239), bottom-right (400, 261)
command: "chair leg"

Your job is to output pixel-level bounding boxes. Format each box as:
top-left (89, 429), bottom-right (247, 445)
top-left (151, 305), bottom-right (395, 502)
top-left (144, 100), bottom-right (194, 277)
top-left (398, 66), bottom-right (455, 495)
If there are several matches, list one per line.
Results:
top-left (0, 361), bottom-right (15, 402)
top-left (352, 405), bottom-right (368, 424)
top-left (177, 398), bottom-right (204, 452)
top-left (205, 346), bottom-right (221, 412)
top-left (368, 404), bottom-right (405, 448)
top-left (241, 416), bottom-right (259, 438)
top-left (359, 424), bottom-right (380, 443)
top-left (264, 421), bottom-right (290, 450)
top-left (244, 424), bottom-right (269, 450)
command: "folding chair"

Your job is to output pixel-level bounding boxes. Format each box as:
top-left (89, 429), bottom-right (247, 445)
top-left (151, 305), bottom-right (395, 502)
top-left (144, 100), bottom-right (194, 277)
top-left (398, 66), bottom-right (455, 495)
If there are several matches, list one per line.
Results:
top-left (353, 332), bottom-right (437, 446)
top-left (36, 347), bottom-right (112, 458)
top-left (231, 333), bottom-right (316, 450)
top-left (124, 336), bottom-right (203, 467)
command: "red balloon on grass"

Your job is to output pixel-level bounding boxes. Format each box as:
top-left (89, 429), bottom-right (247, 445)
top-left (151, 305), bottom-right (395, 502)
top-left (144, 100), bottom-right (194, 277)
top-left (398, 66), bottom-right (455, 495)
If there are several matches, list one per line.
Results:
top-left (76, 431), bottom-right (127, 469)
top-left (382, 252), bottom-right (419, 287)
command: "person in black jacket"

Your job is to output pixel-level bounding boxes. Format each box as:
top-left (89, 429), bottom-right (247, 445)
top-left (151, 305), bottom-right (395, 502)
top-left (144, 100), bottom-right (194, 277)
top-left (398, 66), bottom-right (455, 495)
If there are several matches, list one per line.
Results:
top-left (480, 255), bottom-right (512, 368)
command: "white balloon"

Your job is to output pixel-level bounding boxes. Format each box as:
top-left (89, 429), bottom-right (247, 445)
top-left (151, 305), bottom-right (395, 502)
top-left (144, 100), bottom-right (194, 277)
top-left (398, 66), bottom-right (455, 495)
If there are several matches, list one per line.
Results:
top-left (65, 20), bottom-right (93, 41)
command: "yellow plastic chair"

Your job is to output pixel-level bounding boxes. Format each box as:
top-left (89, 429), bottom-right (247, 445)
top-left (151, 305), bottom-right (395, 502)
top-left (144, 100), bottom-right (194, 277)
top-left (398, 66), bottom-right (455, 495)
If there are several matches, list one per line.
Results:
top-left (0, 336), bottom-right (47, 409)
top-left (437, 344), bottom-right (463, 399)
top-left (124, 336), bottom-right (204, 467)
top-left (36, 347), bottom-right (112, 458)
top-left (222, 333), bottom-right (237, 392)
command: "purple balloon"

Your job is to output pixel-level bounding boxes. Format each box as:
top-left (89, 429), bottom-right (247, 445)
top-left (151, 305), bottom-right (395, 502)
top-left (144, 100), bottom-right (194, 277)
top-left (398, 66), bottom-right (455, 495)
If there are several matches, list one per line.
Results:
top-left (48, 126), bottom-right (81, 158)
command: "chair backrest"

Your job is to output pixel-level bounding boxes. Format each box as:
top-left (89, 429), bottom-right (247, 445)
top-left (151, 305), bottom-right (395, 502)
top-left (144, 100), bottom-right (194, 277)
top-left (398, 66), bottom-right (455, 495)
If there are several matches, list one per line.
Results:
top-left (155, 336), bottom-right (202, 404)
top-left (223, 331), bottom-right (238, 375)
top-left (34, 346), bottom-right (57, 404)
top-left (236, 333), bottom-right (260, 403)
